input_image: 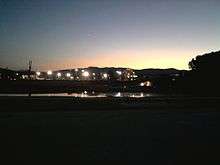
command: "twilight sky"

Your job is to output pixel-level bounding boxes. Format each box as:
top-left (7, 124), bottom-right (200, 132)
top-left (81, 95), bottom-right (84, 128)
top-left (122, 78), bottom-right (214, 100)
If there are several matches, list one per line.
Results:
top-left (0, 0), bottom-right (220, 71)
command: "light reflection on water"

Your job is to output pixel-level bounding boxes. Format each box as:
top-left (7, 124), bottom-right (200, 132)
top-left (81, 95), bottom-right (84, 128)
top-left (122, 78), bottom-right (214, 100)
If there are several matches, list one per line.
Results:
top-left (0, 92), bottom-right (157, 98)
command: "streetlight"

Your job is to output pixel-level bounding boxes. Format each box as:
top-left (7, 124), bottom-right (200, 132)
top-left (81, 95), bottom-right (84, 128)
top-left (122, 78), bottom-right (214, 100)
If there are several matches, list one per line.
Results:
top-left (66, 73), bottom-right (71, 77)
top-left (115, 92), bottom-right (121, 97)
top-left (103, 73), bottom-right (108, 79)
top-left (140, 82), bottom-right (145, 86)
top-left (82, 71), bottom-right (89, 77)
top-left (57, 72), bottom-right (61, 77)
top-left (116, 70), bottom-right (122, 75)
top-left (36, 71), bottom-right (41, 76)
top-left (47, 70), bottom-right (52, 75)
top-left (146, 81), bottom-right (151, 87)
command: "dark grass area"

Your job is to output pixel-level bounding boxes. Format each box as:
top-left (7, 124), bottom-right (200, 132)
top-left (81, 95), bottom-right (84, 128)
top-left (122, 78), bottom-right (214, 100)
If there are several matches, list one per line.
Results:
top-left (0, 80), bottom-right (151, 93)
top-left (1, 97), bottom-right (220, 164)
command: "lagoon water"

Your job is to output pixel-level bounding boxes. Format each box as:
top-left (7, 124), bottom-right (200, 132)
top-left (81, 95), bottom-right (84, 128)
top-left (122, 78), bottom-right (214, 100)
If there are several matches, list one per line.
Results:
top-left (0, 92), bottom-right (160, 98)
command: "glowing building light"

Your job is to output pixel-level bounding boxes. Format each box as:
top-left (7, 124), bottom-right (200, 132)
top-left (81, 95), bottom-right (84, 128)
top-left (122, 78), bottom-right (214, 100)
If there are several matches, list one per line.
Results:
top-left (103, 73), bottom-right (108, 79)
top-left (82, 71), bottom-right (89, 77)
top-left (116, 71), bottom-right (122, 75)
top-left (57, 72), bottom-right (61, 77)
top-left (115, 92), bottom-right (121, 97)
top-left (66, 73), bottom-right (71, 77)
top-left (140, 81), bottom-right (151, 87)
top-left (75, 68), bottom-right (78, 72)
top-left (47, 70), bottom-right (52, 75)
top-left (81, 69), bottom-right (85, 72)
top-left (36, 72), bottom-right (41, 76)
top-left (146, 81), bottom-right (151, 87)
top-left (92, 73), bottom-right (96, 76)
top-left (140, 82), bottom-right (145, 86)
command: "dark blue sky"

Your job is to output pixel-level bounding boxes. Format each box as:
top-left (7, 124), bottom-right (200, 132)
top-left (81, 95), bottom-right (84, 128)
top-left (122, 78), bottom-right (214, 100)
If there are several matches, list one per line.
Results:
top-left (1, 0), bottom-right (220, 70)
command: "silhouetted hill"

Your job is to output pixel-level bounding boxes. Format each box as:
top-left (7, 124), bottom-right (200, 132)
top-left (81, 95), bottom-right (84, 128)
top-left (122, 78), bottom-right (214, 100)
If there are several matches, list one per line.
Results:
top-left (135, 68), bottom-right (184, 77)
top-left (0, 68), bottom-right (15, 74)
top-left (57, 67), bottom-right (131, 73)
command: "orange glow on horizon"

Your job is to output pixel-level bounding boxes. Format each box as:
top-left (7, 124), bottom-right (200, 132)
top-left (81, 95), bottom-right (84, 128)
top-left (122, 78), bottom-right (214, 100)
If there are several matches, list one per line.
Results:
top-left (37, 49), bottom-right (195, 71)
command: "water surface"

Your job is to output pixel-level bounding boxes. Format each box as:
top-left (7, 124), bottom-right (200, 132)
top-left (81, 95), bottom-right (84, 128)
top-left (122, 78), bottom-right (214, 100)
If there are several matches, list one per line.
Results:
top-left (0, 92), bottom-right (161, 98)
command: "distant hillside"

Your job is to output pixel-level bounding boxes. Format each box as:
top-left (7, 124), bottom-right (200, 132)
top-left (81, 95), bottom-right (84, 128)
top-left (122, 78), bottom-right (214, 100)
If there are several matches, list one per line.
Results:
top-left (57, 67), bottom-right (130, 72)
top-left (1, 67), bottom-right (185, 77)
top-left (0, 68), bottom-right (15, 73)
top-left (0, 68), bottom-right (36, 75)
top-left (135, 68), bottom-right (184, 77)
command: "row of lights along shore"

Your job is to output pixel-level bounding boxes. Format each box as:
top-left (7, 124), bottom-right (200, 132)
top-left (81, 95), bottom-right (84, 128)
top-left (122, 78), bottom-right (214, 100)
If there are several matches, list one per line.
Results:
top-left (35, 69), bottom-right (134, 79)
top-left (32, 68), bottom-right (149, 85)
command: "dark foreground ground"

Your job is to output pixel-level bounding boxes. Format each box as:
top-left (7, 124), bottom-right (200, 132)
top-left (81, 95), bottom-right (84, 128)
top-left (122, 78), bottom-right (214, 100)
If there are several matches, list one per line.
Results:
top-left (1, 96), bottom-right (220, 164)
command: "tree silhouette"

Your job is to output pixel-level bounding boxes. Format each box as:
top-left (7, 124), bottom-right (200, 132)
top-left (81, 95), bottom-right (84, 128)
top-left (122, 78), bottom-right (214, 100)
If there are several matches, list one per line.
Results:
top-left (189, 51), bottom-right (220, 72)
top-left (184, 50), bottom-right (220, 95)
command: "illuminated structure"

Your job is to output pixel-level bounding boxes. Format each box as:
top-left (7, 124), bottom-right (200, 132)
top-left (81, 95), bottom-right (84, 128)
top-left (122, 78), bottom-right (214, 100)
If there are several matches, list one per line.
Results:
top-left (42, 67), bottom-right (137, 81)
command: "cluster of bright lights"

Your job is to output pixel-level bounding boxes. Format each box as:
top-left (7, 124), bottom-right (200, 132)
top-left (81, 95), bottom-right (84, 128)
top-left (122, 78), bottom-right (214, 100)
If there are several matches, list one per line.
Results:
top-left (57, 72), bottom-right (61, 77)
top-left (140, 81), bottom-right (151, 87)
top-left (47, 70), bottom-right (52, 75)
top-left (82, 71), bottom-right (89, 77)
top-left (36, 71), bottom-right (41, 76)
top-left (130, 93), bottom-right (145, 98)
top-left (66, 73), bottom-right (71, 77)
top-left (34, 69), bottom-right (139, 82)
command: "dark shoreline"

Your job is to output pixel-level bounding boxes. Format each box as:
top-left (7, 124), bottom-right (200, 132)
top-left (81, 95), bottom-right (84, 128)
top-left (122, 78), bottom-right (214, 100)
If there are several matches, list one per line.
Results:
top-left (0, 80), bottom-right (180, 94)
top-left (1, 96), bottom-right (220, 113)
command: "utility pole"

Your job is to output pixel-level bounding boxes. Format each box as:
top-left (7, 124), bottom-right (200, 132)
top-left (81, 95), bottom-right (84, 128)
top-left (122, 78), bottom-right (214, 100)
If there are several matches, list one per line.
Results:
top-left (28, 60), bottom-right (32, 80)
top-left (28, 60), bottom-right (32, 97)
